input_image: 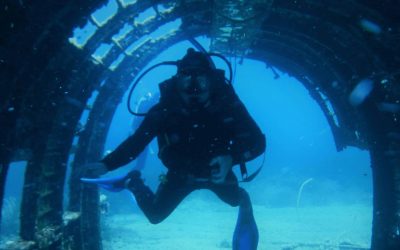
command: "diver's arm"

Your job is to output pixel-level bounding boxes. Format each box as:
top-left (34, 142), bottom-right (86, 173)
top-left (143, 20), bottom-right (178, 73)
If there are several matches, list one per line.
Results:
top-left (223, 89), bottom-right (266, 165)
top-left (101, 106), bottom-right (161, 171)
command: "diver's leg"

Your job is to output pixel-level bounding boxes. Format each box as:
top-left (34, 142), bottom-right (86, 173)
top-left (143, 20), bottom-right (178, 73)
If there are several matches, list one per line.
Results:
top-left (209, 174), bottom-right (259, 249)
top-left (232, 189), bottom-right (259, 250)
top-left (127, 171), bottom-right (194, 224)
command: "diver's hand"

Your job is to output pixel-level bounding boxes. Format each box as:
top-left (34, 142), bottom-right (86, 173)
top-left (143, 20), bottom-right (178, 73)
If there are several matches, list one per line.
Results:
top-left (210, 155), bottom-right (233, 184)
top-left (83, 162), bottom-right (108, 177)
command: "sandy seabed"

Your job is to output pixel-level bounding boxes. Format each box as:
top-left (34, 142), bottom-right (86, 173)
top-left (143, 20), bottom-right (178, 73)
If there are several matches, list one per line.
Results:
top-left (0, 194), bottom-right (371, 250)
top-left (102, 196), bottom-right (371, 250)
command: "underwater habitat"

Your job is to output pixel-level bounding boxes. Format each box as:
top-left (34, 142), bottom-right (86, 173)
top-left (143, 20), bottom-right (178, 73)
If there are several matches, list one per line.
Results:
top-left (0, 1), bottom-right (399, 250)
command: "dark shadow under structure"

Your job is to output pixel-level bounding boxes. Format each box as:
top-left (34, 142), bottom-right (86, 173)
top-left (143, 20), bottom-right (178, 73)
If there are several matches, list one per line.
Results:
top-left (0, 0), bottom-right (399, 249)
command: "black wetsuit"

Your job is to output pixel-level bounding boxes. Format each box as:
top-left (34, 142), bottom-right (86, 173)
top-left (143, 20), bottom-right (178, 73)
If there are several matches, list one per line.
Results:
top-left (101, 82), bottom-right (266, 224)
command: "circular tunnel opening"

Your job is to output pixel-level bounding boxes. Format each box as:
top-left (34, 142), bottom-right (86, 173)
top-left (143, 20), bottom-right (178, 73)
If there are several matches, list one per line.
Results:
top-left (2, 1), bottom-right (398, 249)
top-left (96, 39), bottom-right (372, 249)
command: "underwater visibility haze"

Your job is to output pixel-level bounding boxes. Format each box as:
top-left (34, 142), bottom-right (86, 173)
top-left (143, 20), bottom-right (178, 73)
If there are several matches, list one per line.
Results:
top-left (1, 1), bottom-right (398, 250)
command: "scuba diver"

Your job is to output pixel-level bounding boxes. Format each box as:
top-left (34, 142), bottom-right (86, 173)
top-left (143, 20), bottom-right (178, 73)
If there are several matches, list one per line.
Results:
top-left (82, 48), bottom-right (266, 249)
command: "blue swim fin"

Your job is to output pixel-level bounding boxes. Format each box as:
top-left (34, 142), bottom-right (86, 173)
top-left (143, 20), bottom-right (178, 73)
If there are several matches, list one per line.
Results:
top-left (80, 171), bottom-right (134, 192)
top-left (232, 190), bottom-right (259, 250)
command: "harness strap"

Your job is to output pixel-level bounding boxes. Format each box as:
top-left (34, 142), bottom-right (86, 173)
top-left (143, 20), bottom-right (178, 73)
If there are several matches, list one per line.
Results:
top-left (240, 163), bottom-right (248, 179)
top-left (239, 152), bottom-right (266, 182)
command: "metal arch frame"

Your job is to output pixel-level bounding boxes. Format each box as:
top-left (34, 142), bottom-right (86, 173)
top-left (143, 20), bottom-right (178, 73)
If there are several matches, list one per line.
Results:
top-left (3, 0), bottom-right (399, 249)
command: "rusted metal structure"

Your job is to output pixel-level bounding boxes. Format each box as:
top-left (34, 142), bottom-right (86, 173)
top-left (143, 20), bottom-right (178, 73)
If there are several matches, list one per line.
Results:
top-left (0, 0), bottom-right (399, 249)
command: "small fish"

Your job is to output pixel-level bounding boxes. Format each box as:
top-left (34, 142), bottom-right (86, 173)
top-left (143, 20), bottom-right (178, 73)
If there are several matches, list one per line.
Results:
top-left (349, 79), bottom-right (374, 106)
top-left (359, 19), bottom-right (382, 34)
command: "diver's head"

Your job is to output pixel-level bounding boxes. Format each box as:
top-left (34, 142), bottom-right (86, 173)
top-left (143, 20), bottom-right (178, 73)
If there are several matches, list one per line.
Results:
top-left (176, 72), bottom-right (211, 109)
top-left (176, 48), bottom-right (213, 109)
